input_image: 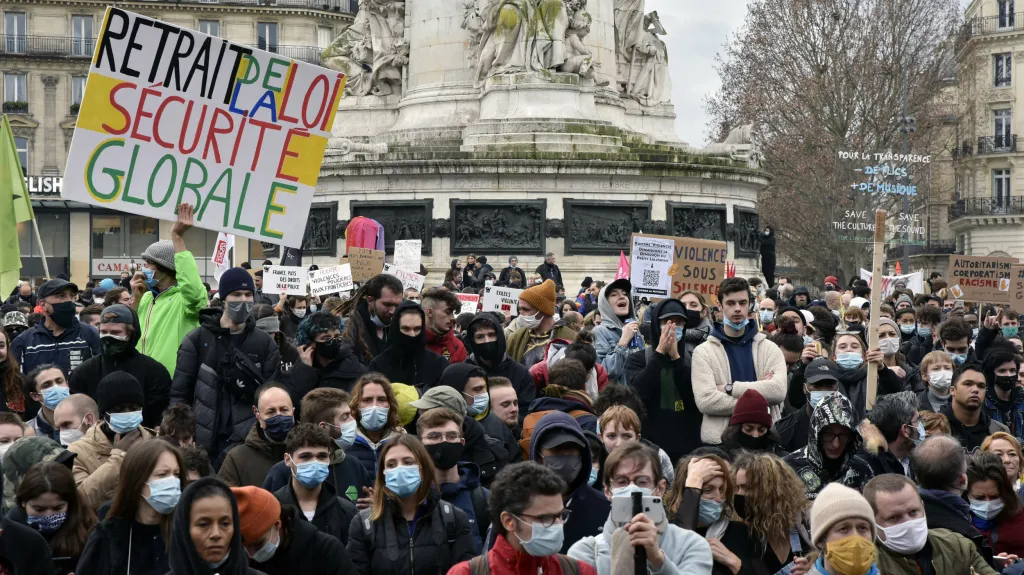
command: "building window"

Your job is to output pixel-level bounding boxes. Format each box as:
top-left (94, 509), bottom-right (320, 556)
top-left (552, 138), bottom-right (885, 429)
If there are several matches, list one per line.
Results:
top-left (18, 213), bottom-right (70, 259)
top-left (4, 13), bottom-right (26, 54)
top-left (183, 227), bottom-right (221, 284)
top-left (14, 136), bottom-right (26, 173)
top-left (4, 73), bottom-right (26, 103)
top-left (1001, 0), bottom-right (1016, 28)
top-left (993, 168), bottom-right (1012, 209)
top-left (199, 20), bottom-right (219, 37)
top-left (257, 22), bottom-right (278, 53)
top-left (318, 26), bottom-right (333, 49)
top-left (995, 53), bottom-right (1013, 87)
top-left (71, 15), bottom-right (93, 56)
top-left (71, 76), bottom-right (86, 105)
top-left (995, 108), bottom-right (1013, 148)
top-left (91, 214), bottom-right (159, 260)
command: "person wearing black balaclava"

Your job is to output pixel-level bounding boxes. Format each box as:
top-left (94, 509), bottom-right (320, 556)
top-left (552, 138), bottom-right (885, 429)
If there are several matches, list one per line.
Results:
top-left (983, 342), bottom-right (1024, 438)
top-left (757, 225), bottom-right (777, 287)
top-left (289, 312), bottom-right (367, 393)
top-left (463, 313), bottom-right (536, 424)
top-left (367, 301), bottom-right (449, 390)
top-left (167, 476), bottom-right (264, 575)
top-left (9, 278), bottom-right (101, 377)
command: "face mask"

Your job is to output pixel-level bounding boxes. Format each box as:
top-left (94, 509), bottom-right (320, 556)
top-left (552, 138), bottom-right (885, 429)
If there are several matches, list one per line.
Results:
top-left (759, 310), bottom-right (775, 324)
top-left (144, 475), bottom-right (182, 514)
top-left (41, 385), bottom-right (70, 411)
top-left (0, 442), bottom-right (12, 461)
top-left (60, 425), bottom-right (85, 447)
top-left (543, 454), bottom-right (582, 485)
top-left (611, 483), bottom-right (654, 498)
top-left (519, 313), bottom-right (542, 329)
top-left (917, 326), bottom-right (931, 338)
top-left (698, 498), bottom-right (723, 525)
top-left (674, 326), bottom-right (685, 340)
top-left (973, 328), bottom-right (980, 339)
top-left (263, 414), bottom-right (294, 442)
top-left (293, 308), bottom-right (307, 319)
top-left (912, 420), bottom-right (926, 446)
top-left (835, 352), bottom-right (864, 369)
top-left (736, 430), bottom-right (769, 451)
top-left (48, 301), bottom-right (77, 329)
top-left (107, 411), bottom-right (143, 434)
top-left (101, 334), bottom-right (133, 357)
top-left (248, 527), bottom-right (279, 563)
top-left (310, 305), bottom-right (318, 313)
top-left (588, 467), bottom-right (599, 487)
top-left (466, 393), bottom-right (489, 416)
top-left (334, 419), bottom-right (357, 450)
top-left (970, 498), bottom-right (1005, 520)
top-left (1003, 326), bottom-right (1020, 338)
top-left (733, 495), bottom-right (747, 520)
top-left (515, 518), bottom-right (564, 557)
top-left (809, 390), bottom-right (833, 410)
top-left (928, 369), bottom-right (952, 391)
top-left (369, 305), bottom-right (389, 328)
top-left (384, 464), bottom-right (422, 498)
top-left (877, 517), bottom-right (928, 555)
top-left (900, 324), bottom-right (916, 335)
top-left (26, 512), bottom-right (67, 535)
top-left (803, 335), bottom-right (815, 346)
top-left (475, 340), bottom-right (502, 363)
top-left (315, 339), bottom-right (342, 361)
top-left (425, 441), bottom-right (464, 471)
top-left (142, 267), bottom-right (159, 289)
top-left (879, 337), bottom-right (900, 356)
top-left (824, 534), bottom-right (877, 575)
top-left (950, 353), bottom-right (967, 366)
top-left (723, 317), bottom-right (747, 331)
top-left (360, 406), bottom-right (389, 431)
top-left (995, 375), bottom-right (1018, 391)
top-left (294, 461), bottom-right (330, 488)
top-left (226, 300), bottom-right (254, 324)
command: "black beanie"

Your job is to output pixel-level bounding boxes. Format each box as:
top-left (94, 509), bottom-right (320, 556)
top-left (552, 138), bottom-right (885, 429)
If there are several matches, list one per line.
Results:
top-left (96, 372), bottom-right (145, 415)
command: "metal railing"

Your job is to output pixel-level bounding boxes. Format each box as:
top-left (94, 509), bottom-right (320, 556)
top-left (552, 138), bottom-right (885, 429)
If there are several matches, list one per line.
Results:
top-left (263, 44), bottom-right (323, 65)
top-left (951, 140), bottom-right (973, 161)
top-left (969, 13), bottom-right (1024, 36)
top-left (949, 196), bottom-right (1024, 219)
top-left (0, 35), bottom-right (95, 57)
top-left (977, 135), bottom-right (1018, 154)
top-left (886, 240), bottom-right (959, 260)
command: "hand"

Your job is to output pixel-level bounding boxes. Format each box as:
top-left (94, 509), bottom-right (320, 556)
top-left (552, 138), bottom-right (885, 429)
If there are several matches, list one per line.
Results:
top-left (890, 365), bottom-right (906, 379)
top-left (618, 322), bottom-right (639, 346)
top-left (171, 203), bottom-right (195, 238)
top-left (801, 343), bottom-right (819, 364)
top-left (685, 458), bottom-right (721, 489)
top-left (298, 344), bottom-right (315, 367)
top-left (707, 539), bottom-right (742, 574)
top-left (866, 348), bottom-right (883, 365)
top-left (279, 293), bottom-right (287, 303)
top-left (790, 556), bottom-right (810, 575)
top-left (626, 513), bottom-right (664, 570)
top-left (502, 309), bottom-right (511, 324)
top-left (356, 486), bottom-right (374, 510)
top-left (113, 428), bottom-right (143, 452)
top-left (130, 271), bottom-right (147, 293)
top-left (985, 310), bottom-right (1002, 330)
top-left (656, 321), bottom-right (680, 360)
top-left (996, 553), bottom-right (1020, 565)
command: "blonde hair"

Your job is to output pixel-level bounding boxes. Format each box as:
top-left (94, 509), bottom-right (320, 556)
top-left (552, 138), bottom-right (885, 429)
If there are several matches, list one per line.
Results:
top-left (982, 432), bottom-right (1024, 482)
top-left (920, 350), bottom-right (953, 377)
top-left (731, 453), bottom-right (808, 541)
top-left (666, 455), bottom-right (734, 516)
top-left (920, 411), bottom-right (950, 435)
top-left (599, 406), bottom-right (641, 437)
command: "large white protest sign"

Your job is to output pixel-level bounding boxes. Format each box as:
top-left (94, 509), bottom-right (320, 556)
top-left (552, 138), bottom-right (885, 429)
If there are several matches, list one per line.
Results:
top-left (309, 264), bottom-right (353, 296)
top-left (630, 235), bottom-right (674, 298)
top-left (63, 8), bottom-right (344, 248)
top-left (263, 266), bottom-right (307, 295)
top-left (394, 240), bottom-right (422, 272)
top-left (456, 293), bottom-right (480, 315)
top-left (483, 286), bottom-right (523, 316)
top-left (858, 269), bottom-right (925, 299)
top-left (383, 263), bottom-right (425, 292)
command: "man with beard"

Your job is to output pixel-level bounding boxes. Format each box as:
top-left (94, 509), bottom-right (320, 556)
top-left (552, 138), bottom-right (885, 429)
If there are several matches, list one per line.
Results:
top-left (367, 301), bottom-right (449, 389)
top-left (858, 391), bottom-right (923, 478)
top-left (941, 361), bottom-right (1008, 452)
top-left (341, 274), bottom-right (403, 365)
top-left (10, 278), bottom-right (101, 376)
top-left (422, 288), bottom-right (467, 363)
top-left (464, 313), bottom-right (535, 424)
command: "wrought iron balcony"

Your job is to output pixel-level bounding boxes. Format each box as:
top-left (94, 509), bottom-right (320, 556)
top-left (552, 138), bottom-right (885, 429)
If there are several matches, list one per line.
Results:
top-left (0, 35), bottom-right (95, 57)
top-left (886, 240), bottom-right (959, 260)
top-left (951, 140), bottom-right (973, 161)
top-left (949, 197), bottom-right (1024, 220)
top-left (977, 135), bottom-right (1017, 154)
top-left (2, 101), bottom-right (28, 113)
top-left (123, 0), bottom-right (356, 10)
top-left (263, 44), bottom-right (323, 66)
top-left (969, 13), bottom-right (1024, 36)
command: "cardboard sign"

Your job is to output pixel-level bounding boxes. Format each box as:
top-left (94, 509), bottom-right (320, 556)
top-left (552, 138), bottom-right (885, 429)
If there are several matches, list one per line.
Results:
top-left (382, 263), bottom-right (425, 292)
top-left (1011, 265), bottom-right (1024, 315)
top-left (262, 266), bottom-right (307, 295)
top-left (346, 247), bottom-right (385, 283)
top-left (630, 236), bottom-right (674, 298)
top-left (309, 264), bottom-right (353, 296)
top-left (858, 269), bottom-right (925, 298)
top-left (393, 240), bottom-right (422, 273)
top-left (630, 234), bottom-right (728, 300)
top-left (483, 286), bottom-right (523, 316)
top-left (62, 8), bottom-right (345, 248)
top-left (456, 293), bottom-right (480, 315)
top-left (947, 255), bottom-right (1018, 303)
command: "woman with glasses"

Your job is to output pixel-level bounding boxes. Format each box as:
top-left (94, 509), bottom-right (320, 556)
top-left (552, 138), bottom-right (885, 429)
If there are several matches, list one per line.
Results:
top-left (291, 312), bottom-right (368, 393)
top-left (346, 434), bottom-right (475, 575)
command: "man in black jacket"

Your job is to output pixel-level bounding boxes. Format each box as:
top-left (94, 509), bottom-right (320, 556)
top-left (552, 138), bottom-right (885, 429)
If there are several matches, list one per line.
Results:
top-left (69, 304), bottom-right (171, 428)
top-left (170, 267), bottom-right (281, 461)
top-left (940, 361), bottom-right (1008, 453)
top-left (367, 301), bottom-right (449, 389)
top-left (464, 313), bottom-right (535, 423)
top-left (858, 391), bottom-right (921, 478)
top-left (341, 274), bottom-right (403, 365)
top-left (435, 363), bottom-right (520, 467)
top-left (534, 252), bottom-right (563, 288)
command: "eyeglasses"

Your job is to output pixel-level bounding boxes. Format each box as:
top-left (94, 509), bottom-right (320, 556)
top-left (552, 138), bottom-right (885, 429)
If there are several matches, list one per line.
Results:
top-left (820, 431), bottom-right (852, 444)
top-left (516, 509), bottom-right (571, 527)
top-left (423, 432), bottom-right (462, 443)
top-left (610, 476), bottom-right (655, 489)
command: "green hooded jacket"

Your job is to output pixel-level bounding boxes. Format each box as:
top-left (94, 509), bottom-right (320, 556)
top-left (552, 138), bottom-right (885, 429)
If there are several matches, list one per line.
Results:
top-left (135, 250), bottom-right (207, 376)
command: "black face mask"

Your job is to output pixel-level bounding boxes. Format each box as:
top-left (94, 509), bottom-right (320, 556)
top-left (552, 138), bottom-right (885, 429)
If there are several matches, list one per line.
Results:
top-left (425, 441), bottom-right (464, 471)
top-left (733, 495), bottom-right (747, 520)
top-left (101, 335), bottom-right (134, 358)
top-left (315, 339), bottom-right (342, 361)
top-left (543, 454), bottom-right (582, 485)
top-left (475, 340), bottom-right (502, 363)
top-left (395, 331), bottom-right (425, 356)
top-left (736, 431), bottom-right (770, 452)
top-left (48, 301), bottom-right (77, 328)
top-left (683, 309), bottom-right (702, 328)
top-left (995, 375), bottom-right (1018, 391)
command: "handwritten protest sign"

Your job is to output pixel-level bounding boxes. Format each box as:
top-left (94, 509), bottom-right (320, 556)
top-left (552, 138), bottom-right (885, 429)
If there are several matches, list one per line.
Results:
top-left (947, 255), bottom-right (1018, 304)
top-left (383, 263), bottom-right (425, 292)
top-left (483, 286), bottom-right (523, 316)
top-left (1010, 265), bottom-right (1024, 315)
top-left (630, 236), bottom-right (674, 298)
top-left (630, 234), bottom-right (728, 299)
top-left (262, 266), bottom-right (307, 295)
top-left (394, 240), bottom-right (422, 272)
top-left (456, 293), bottom-right (480, 315)
top-left (858, 269), bottom-right (925, 298)
top-left (309, 264), bottom-right (352, 297)
top-left (62, 8), bottom-right (344, 248)
top-left (346, 248), bottom-right (385, 283)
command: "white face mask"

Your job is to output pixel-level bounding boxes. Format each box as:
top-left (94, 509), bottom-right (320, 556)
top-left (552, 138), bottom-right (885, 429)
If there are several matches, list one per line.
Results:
top-left (928, 369), bottom-right (953, 392)
top-left (877, 517), bottom-right (928, 555)
top-left (879, 337), bottom-right (901, 356)
top-left (0, 441), bottom-right (13, 461)
top-left (60, 426), bottom-right (85, 447)
top-left (519, 313), bottom-right (541, 329)
top-left (293, 308), bottom-right (307, 319)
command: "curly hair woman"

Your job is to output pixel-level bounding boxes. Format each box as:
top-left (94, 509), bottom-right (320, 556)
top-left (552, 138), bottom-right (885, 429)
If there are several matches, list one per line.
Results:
top-left (732, 452), bottom-right (811, 573)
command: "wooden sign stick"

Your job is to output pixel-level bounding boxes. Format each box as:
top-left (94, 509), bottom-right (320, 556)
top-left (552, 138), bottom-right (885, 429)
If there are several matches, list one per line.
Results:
top-left (865, 209), bottom-right (887, 410)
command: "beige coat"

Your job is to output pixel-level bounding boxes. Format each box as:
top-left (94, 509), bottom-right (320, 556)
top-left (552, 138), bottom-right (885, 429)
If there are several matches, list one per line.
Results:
top-left (690, 331), bottom-right (788, 444)
top-left (68, 423), bottom-right (156, 510)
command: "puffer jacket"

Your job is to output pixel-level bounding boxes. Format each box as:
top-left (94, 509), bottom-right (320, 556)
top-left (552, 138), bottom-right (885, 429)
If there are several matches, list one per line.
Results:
top-left (134, 250), bottom-right (207, 376)
top-left (593, 283), bottom-right (643, 385)
top-left (218, 424), bottom-right (287, 488)
top-left (67, 422), bottom-right (157, 510)
top-left (782, 393), bottom-right (874, 499)
top-left (274, 479), bottom-right (357, 544)
top-left (170, 308), bottom-right (281, 459)
top-left (876, 528), bottom-right (998, 575)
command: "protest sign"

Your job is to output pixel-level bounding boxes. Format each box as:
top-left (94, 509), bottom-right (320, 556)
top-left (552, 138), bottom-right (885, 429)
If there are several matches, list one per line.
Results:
top-left (456, 293), bottom-right (480, 315)
top-left (947, 255), bottom-right (1018, 303)
top-left (858, 269), bottom-right (925, 298)
top-left (630, 236), bottom-right (673, 298)
top-left (483, 286), bottom-right (523, 316)
top-left (1010, 265), bottom-right (1024, 315)
top-left (394, 240), bottom-right (422, 272)
top-left (382, 263), bottom-right (425, 292)
top-left (262, 266), bottom-right (307, 295)
top-left (62, 8), bottom-right (345, 248)
top-left (346, 248), bottom-right (385, 283)
top-left (630, 234), bottom-right (728, 299)
top-left (309, 264), bottom-right (353, 297)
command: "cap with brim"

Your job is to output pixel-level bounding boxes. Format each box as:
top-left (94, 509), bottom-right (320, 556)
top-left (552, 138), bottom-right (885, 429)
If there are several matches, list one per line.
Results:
top-left (3, 311), bottom-right (27, 328)
top-left (100, 304), bottom-right (134, 325)
top-left (37, 279), bottom-right (77, 300)
top-left (538, 430), bottom-right (585, 451)
top-left (805, 358), bottom-right (840, 384)
top-left (408, 386), bottom-right (467, 418)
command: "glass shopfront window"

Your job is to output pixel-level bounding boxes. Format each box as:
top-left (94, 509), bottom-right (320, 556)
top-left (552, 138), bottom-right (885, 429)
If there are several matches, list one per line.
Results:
top-left (91, 214), bottom-right (159, 277)
top-left (184, 227), bottom-right (220, 284)
top-left (18, 213), bottom-right (69, 258)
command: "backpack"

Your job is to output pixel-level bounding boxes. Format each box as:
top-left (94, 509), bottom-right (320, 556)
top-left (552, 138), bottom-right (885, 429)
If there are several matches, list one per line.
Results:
top-left (469, 485), bottom-right (490, 542)
top-left (518, 409), bottom-right (591, 460)
top-left (468, 552), bottom-right (579, 575)
top-left (359, 500), bottom-right (457, 571)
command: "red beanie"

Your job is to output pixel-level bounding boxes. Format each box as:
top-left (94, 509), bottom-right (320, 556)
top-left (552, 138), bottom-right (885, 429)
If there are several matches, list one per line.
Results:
top-left (729, 389), bottom-right (772, 428)
top-left (824, 276), bottom-right (839, 288)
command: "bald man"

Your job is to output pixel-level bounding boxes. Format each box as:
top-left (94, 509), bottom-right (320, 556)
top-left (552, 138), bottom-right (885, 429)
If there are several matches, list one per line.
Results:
top-left (54, 394), bottom-right (99, 448)
top-left (563, 311), bottom-right (584, 332)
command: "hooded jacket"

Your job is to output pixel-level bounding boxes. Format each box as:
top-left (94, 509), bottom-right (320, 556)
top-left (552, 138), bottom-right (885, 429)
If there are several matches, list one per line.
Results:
top-left (75, 516), bottom-right (169, 575)
top-left (134, 250), bottom-right (208, 377)
top-left (623, 315), bottom-right (711, 385)
top-left (253, 505), bottom-right (355, 575)
top-left (287, 344), bottom-right (367, 393)
top-left (425, 326), bottom-right (467, 364)
top-left (171, 308), bottom-right (281, 460)
top-left (940, 403), bottom-right (1008, 453)
top-left (9, 316), bottom-right (101, 377)
top-left (435, 363), bottom-right (521, 472)
top-left (167, 477), bottom-right (265, 575)
top-left (464, 313), bottom-right (536, 423)
top-left (274, 478), bottom-right (357, 544)
top-left (68, 306), bottom-right (172, 427)
top-left (788, 286), bottom-right (811, 308)
top-left (448, 533), bottom-right (599, 575)
top-left (0, 515), bottom-right (55, 575)
top-left (528, 411), bottom-right (610, 552)
top-left (218, 424), bottom-right (288, 488)
top-left (368, 302), bottom-right (449, 390)
top-left (438, 463), bottom-right (489, 554)
top-left (782, 393), bottom-right (874, 499)
top-left (343, 298), bottom-right (390, 366)
top-left (527, 391), bottom-right (599, 434)
top-left (68, 422), bottom-right (157, 510)
top-left (568, 516), bottom-right (714, 575)
top-left (279, 305), bottom-right (303, 342)
top-left (593, 280), bottom-right (642, 385)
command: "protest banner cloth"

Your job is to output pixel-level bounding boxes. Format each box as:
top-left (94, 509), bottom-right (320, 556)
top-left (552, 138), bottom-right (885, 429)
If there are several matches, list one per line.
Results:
top-left (345, 247), bottom-right (385, 283)
top-left (394, 240), bottom-right (422, 272)
top-left (62, 8), bottom-right (345, 248)
top-left (262, 265), bottom-right (307, 295)
top-left (946, 255), bottom-right (1018, 304)
top-left (456, 293), bottom-right (480, 315)
top-left (382, 263), bottom-right (425, 292)
top-left (483, 286), bottom-right (523, 316)
top-left (309, 264), bottom-right (353, 297)
top-left (858, 269), bottom-right (925, 299)
top-left (1010, 265), bottom-right (1024, 315)
top-left (630, 234), bottom-right (728, 300)
top-left (211, 232), bottom-right (234, 282)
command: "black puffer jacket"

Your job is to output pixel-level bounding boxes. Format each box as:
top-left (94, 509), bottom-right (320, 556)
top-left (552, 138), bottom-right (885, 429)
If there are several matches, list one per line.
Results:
top-left (367, 302), bottom-right (449, 390)
top-left (274, 480), bottom-right (357, 544)
top-left (170, 308), bottom-right (281, 459)
top-left (253, 506), bottom-right (356, 575)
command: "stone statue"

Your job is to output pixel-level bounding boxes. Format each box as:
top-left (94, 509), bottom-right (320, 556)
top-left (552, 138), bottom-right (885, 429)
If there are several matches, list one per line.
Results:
top-left (613, 0), bottom-right (671, 106)
top-left (322, 0), bottom-right (409, 97)
top-left (557, 7), bottom-right (609, 85)
top-left (687, 124), bottom-right (761, 169)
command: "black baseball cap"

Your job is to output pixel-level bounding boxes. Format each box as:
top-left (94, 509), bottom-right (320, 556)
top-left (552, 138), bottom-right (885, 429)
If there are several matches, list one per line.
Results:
top-left (36, 278), bottom-right (78, 300)
top-left (805, 358), bottom-right (840, 384)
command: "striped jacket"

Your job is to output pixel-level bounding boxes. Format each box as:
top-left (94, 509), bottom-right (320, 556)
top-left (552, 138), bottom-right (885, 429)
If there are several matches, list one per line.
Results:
top-left (9, 319), bottom-right (101, 376)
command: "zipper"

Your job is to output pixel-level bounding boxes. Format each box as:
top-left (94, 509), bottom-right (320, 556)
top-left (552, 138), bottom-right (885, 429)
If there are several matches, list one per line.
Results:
top-left (409, 518), bottom-right (415, 573)
top-left (140, 297), bottom-right (157, 354)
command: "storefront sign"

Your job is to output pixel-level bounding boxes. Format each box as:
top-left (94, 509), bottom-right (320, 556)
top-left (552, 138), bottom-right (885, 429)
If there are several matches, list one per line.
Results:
top-left (25, 176), bottom-right (63, 195)
top-left (92, 258), bottom-right (141, 276)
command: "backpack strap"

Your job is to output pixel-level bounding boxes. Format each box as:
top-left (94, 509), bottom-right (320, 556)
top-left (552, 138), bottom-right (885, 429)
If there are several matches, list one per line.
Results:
top-left (469, 554), bottom-right (489, 575)
top-left (435, 501), bottom-right (457, 574)
top-left (556, 554), bottom-right (579, 575)
top-left (470, 486), bottom-right (491, 542)
top-left (358, 508), bottom-right (374, 548)
top-left (440, 501), bottom-right (457, 545)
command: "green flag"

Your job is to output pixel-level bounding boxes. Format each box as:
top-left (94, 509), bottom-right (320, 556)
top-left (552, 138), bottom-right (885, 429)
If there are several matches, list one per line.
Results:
top-left (0, 115), bottom-right (25, 296)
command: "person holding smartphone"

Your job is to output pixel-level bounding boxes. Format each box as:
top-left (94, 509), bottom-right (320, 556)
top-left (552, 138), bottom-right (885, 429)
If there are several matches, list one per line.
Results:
top-left (567, 441), bottom-right (713, 575)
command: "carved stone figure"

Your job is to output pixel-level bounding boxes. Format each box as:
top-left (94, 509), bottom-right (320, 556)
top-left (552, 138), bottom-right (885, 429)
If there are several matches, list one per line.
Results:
top-left (451, 202), bottom-right (545, 251)
top-left (671, 206), bottom-right (726, 241)
top-left (322, 0), bottom-right (409, 97)
top-left (557, 8), bottom-right (609, 85)
top-left (624, 12), bottom-right (670, 106)
top-left (687, 124), bottom-right (762, 169)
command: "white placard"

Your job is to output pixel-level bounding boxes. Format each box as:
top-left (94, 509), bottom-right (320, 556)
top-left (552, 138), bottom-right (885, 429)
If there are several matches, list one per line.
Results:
top-left (858, 269), bottom-right (925, 299)
top-left (393, 240), bottom-right (422, 272)
top-left (456, 293), bottom-right (480, 315)
top-left (482, 286), bottom-right (523, 316)
top-left (382, 263), bottom-right (425, 292)
top-left (630, 235), bottom-right (674, 298)
top-left (309, 264), bottom-right (353, 296)
top-left (262, 265), bottom-right (307, 295)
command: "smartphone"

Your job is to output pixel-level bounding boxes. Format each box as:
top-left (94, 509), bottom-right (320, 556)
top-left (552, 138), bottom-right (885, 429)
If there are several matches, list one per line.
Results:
top-left (610, 495), bottom-right (666, 526)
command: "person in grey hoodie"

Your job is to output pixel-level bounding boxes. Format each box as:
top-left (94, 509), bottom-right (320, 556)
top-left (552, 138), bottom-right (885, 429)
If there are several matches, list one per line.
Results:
top-left (593, 278), bottom-right (643, 385)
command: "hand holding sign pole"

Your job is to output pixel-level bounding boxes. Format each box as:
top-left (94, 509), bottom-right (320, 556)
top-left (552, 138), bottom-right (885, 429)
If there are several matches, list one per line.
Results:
top-left (866, 209), bottom-right (886, 410)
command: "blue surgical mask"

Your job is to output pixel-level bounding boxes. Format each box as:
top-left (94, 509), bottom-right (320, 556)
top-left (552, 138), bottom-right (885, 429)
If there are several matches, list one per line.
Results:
top-left (360, 406), bottom-right (389, 431)
top-left (803, 335), bottom-right (815, 346)
top-left (1003, 326), bottom-right (1019, 338)
top-left (142, 267), bottom-right (158, 289)
top-left (723, 317), bottom-right (747, 331)
top-left (809, 390), bottom-right (833, 410)
top-left (334, 419), bottom-right (357, 450)
top-left (970, 498), bottom-right (1005, 520)
top-left (973, 328), bottom-right (980, 339)
top-left (107, 411), bottom-right (143, 434)
top-left (294, 461), bottom-right (330, 488)
top-left (917, 326), bottom-right (931, 338)
top-left (145, 476), bottom-right (181, 515)
top-left (248, 528), bottom-right (279, 562)
top-left (698, 498), bottom-right (723, 525)
top-left (384, 465), bottom-right (422, 498)
top-left (26, 512), bottom-right (67, 534)
top-left (951, 353), bottom-right (968, 366)
top-left (835, 353), bottom-right (864, 369)
top-left (515, 517), bottom-right (565, 557)
top-left (900, 324), bottom-right (916, 335)
top-left (466, 393), bottom-right (489, 416)
top-left (675, 326), bottom-right (685, 340)
top-left (41, 385), bottom-right (70, 411)
top-left (913, 420), bottom-right (926, 446)
top-left (588, 467), bottom-right (599, 487)
top-left (759, 310), bottom-right (775, 324)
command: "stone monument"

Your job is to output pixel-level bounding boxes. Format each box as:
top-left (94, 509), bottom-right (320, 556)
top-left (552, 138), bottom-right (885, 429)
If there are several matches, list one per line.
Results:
top-left (311, 0), bottom-right (769, 289)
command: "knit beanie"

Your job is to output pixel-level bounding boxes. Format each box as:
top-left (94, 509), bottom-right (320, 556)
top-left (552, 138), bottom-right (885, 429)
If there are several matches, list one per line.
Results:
top-left (810, 483), bottom-right (876, 546)
top-left (878, 318), bottom-right (899, 334)
top-left (218, 267), bottom-right (257, 300)
top-left (824, 276), bottom-right (839, 288)
top-left (141, 240), bottom-right (176, 271)
top-left (96, 372), bottom-right (145, 415)
top-left (231, 486), bottom-right (281, 545)
top-left (729, 389), bottom-right (772, 428)
top-left (519, 279), bottom-right (557, 316)
top-left (895, 294), bottom-right (914, 309)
